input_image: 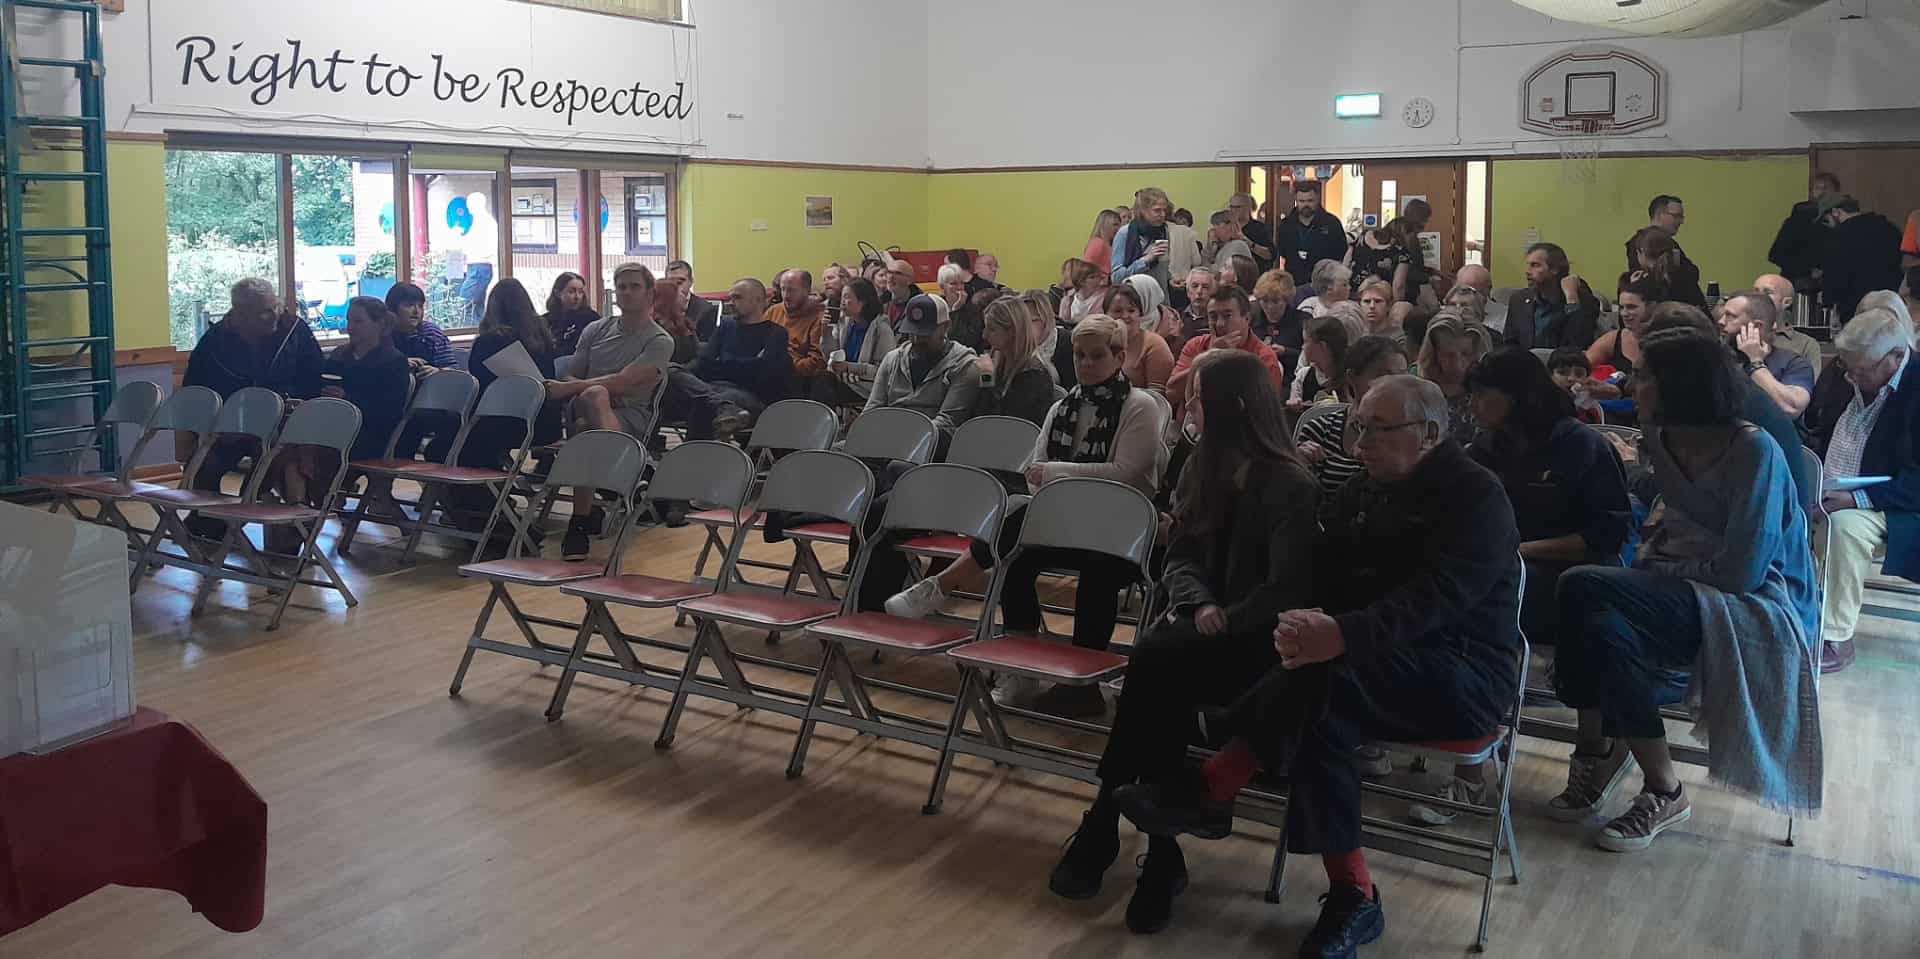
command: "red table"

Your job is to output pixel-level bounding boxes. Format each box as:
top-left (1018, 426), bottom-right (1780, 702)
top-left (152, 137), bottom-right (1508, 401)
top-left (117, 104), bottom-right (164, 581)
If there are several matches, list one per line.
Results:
top-left (0, 708), bottom-right (267, 936)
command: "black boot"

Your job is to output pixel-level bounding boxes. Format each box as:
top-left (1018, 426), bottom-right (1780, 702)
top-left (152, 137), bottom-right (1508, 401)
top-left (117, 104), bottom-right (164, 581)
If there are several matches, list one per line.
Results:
top-left (1113, 771), bottom-right (1234, 840)
top-left (1048, 807), bottom-right (1120, 900)
top-left (1123, 836), bottom-right (1187, 934)
top-left (1298, 885), bottom-right (1384, 959)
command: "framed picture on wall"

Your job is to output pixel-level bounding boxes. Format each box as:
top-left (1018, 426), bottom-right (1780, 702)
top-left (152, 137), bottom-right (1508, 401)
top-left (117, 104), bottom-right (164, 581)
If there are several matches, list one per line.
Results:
top-left (805, 196), bottom-right (833, 229)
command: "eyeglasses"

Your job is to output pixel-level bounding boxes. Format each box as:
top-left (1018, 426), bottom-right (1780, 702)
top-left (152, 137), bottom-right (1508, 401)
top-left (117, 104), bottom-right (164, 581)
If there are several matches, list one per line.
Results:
top-left (1351, 419), bottom-right (1424, 440)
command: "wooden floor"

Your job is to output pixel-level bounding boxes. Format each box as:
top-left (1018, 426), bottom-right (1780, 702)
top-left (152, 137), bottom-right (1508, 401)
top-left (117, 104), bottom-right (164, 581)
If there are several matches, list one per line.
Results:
top-left (8, 500), bottom-right (1920, 959)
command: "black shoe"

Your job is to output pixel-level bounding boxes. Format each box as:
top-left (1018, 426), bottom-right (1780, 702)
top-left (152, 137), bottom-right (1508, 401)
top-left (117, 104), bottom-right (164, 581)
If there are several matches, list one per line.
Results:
top-left (1029, 683), bottom-right (1107, 720)
top-left (1113, 775), bottom-right (1234, 840)
top-left (1820, 640), bottom-right (1856, 675)
top-left (264, 525), bottom-right (304, 557)
top-left (662, 500), bottom-right (689, 528)
top-left (711, 406), bottom-right (750, 444)
top-left (1048, 810), bottom-right (1120, 900)
top-left (1298, 885), bottom-right (1384, 959)
top-left (1123, 842), bottom-right (1187, 935)
top-left (185, 515), bottom-right (228, 541)
top-left (561, 518), bottom-right (593, 561)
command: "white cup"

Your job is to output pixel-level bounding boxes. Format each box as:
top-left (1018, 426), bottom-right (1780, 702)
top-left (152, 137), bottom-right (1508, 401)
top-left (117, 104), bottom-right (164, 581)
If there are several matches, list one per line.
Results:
top-left (829, 349), bottom-right (846, 364)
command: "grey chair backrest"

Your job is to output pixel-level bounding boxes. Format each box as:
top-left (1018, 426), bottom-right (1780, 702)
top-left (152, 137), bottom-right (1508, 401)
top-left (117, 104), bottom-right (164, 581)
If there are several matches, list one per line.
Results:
top-left (1530, 347), bottom-right (1554, 365)
top-left (1796, 445), bottom-right (1823, 517)
top-left (646, 440), bottom-right (756, 512)
top-left (879, 463), bottom-right (1007, 544)
top-left (101, 380), bottom-right (164, 429)
top-left (215, 387), bottom-right (286, 443)
top-left (947, 415), bottom-right (1040, 474)
top-left (148, 385), bottom-right (222, 435)
top-left (1018, 477), bottom-right (1157, 568)
top-left (749, 399), bottom-right (840, 452)
top-left (413, 368), bottom-right (480, 416)
top-left (275, 397), bottom-right (363, 452)
top-left (1293, 401), bottom-right (1346, 447)
top-left (545, 429), bottom-right (649, 498)
top-left (842, 407), bottom-right (937, 464)
top-left (472, 374), bottom-right (547, 421)
top-left (756, 450), bottom-right (875, 526)
top-left (1592, 424), bottom-right (1641, 445)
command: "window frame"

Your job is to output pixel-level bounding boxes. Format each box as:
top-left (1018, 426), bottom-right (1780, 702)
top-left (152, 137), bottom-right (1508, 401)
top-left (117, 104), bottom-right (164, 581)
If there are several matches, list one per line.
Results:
top-left (509, 177), bottom-right (562, 255)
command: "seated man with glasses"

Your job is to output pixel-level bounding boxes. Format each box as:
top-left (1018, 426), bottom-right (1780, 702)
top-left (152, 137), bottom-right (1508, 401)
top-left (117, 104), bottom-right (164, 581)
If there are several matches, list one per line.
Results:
top-left (1111, 375), bottom-right (1522, 959)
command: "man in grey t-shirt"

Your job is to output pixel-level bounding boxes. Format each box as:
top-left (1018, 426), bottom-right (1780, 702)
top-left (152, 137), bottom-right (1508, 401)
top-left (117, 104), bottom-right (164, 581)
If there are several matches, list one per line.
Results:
top-left (545, 262), bottom-right (676, 557)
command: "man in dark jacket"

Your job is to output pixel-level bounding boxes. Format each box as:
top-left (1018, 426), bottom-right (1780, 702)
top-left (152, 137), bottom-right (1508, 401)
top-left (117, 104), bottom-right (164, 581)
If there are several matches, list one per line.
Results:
top-left (1273, 180), bottom-right (1349, 289)
top-left (1821, 197), bottom-right (1905, 323)
top-left (1768, 172), bottom-right (1841, 292)
top-left (1624, 195), bottom-right (1700, 294)
top-left (1805, 306), bottom-right (1918, 674)
top-left (181, 277), bottom-right (323, 493)
top-left (1228, 191), bottom-right (1276, 272)
top-left (1107, 376), bottom-right (1521, 959)
top-left (666, 260), bottom-right (721, 341)
top-left (1505, 242), bottom-right (1601, 351)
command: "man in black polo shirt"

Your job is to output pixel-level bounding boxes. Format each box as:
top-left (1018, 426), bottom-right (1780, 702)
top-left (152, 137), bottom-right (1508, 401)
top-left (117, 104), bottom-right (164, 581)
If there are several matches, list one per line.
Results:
top-left (1273, 180), bottom-right (1349, 289)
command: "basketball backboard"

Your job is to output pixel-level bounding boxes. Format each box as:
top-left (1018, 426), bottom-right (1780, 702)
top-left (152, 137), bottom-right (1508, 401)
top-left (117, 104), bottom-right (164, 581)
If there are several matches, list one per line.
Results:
top-left (1520, 47), bottom-right (1665, 135)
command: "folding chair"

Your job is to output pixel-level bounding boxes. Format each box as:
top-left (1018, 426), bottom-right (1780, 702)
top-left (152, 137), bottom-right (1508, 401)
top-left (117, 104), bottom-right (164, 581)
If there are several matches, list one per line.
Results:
top-left (1591, 424), bottom-right (1641, 445)
top-left (543, 440), bottom-right (758, 721)
top-left (1267, 560), bottom-right (1529, 953)
top-left (654, 450), bottom-right (876, 751)
top-left (23, 384), bottom-right (219, 553)
top-left (924, 477), bottom-right (1160, 813)
top-left (685, 398), bottom-right (841, 587)
top-left (20, 380), bottom-right (163, 508)
top-left (397, 374), bottom-right (547, 564)
top-left (891, 415), bottom-right (1039, 569)
top-left (183, 397), bottom-right (364, 630)
top-left (777, 407), bottom-right (938, 599)
top-left (783, 463), bottom-right (1008, 780)
top-left (335, 368), bottom-right (480, 556)
top-left (447, 429), bottom-right (652, 697)
top-left (1292, 401), bottom-right (1346, 447)
top-left (131, 387), bottom-right (285, 592)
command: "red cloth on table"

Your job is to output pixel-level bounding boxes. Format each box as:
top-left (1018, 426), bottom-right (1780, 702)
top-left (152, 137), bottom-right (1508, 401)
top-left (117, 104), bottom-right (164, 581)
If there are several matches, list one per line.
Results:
top-left (0, 707), bottom-right (267, 936)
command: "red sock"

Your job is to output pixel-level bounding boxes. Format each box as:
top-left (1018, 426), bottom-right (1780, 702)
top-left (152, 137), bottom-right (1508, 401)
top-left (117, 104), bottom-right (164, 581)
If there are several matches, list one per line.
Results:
top-left (1322, 849), bottom-right (1373, 898)
top-left (1202, 739), bottom-right (1260, 803)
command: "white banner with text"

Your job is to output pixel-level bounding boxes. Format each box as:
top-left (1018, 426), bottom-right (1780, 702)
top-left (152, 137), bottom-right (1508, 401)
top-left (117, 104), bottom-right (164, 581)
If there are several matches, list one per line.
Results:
top-left (146, 0), bottom-right (698, 147)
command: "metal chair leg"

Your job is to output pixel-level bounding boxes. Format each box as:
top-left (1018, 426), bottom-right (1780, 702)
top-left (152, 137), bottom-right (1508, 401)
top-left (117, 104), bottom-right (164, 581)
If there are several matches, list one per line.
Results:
top-left (654, 620), bottom-right (715, 750)
top-left (923, 666), bottom-right (977, 815)
top-left (785, 640), bottom-right (841, 779)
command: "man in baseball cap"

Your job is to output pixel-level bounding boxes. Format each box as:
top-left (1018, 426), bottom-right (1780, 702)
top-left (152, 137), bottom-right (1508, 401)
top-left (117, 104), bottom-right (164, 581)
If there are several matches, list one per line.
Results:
top-left (864, 293), bottom-right (981, 434)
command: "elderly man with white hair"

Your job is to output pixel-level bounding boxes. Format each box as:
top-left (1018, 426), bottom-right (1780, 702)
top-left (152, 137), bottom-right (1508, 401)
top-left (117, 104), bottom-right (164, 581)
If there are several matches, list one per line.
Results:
top-left (1807, 306), bottom-right (1920, 674)
top-left (1299, 259), bottom-right (1354, 317)
top-left (1110, 374), bottom-right (1522, 959)
top-left (1451, 263), bottom-right (1508, 333)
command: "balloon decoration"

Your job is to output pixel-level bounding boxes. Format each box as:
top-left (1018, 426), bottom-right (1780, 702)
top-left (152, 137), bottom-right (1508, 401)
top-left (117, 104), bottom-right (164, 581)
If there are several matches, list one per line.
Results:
top-left (571, 197), bottom-right (611, 231)
top-left (378, 201), bottom-right (394, 236)
top-left (446, 196), bottom-right (474, 235)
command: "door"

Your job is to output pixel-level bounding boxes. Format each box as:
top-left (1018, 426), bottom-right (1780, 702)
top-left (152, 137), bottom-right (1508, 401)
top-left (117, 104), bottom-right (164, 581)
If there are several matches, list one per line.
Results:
top-left (1360, 160), bottom-right (1466, 281)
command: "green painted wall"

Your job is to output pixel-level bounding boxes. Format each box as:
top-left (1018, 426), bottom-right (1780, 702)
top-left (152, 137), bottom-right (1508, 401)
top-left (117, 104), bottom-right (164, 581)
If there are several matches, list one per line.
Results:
top-left (1488, 154), bottom-right (1807, 296)
top-left (680, 163), bottom-right (927, 292)
top-left (107, 141), bottom-right (171, 350)
top-left (926, 166), bottom-right (1237, 291)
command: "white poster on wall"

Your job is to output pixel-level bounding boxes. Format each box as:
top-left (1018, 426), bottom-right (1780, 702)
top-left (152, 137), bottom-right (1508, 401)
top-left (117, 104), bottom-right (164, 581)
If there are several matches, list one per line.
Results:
top-left (146, 0), bottom-right (698, 147)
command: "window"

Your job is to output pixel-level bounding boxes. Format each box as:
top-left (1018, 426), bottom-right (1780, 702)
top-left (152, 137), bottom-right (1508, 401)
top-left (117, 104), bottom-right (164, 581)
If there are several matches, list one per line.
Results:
top-left (293, 154), bottom-right (393, 335)
top-left (164, 149), bottom-right (283, 350)
top-left (510, 179), bottom-right (560, 254)
top-left (621, 176), bottom-right (669, 257)
top-left (411, 166), bottom-right (501, 332)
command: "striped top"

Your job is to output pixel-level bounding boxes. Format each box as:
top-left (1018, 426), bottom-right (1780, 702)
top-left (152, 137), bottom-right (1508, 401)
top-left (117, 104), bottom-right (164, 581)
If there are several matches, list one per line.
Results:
top-left (1298, 407), bottom-right (1365, 498)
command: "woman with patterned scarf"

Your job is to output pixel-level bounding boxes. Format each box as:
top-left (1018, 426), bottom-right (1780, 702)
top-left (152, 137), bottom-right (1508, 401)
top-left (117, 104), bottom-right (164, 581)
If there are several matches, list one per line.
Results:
top-left (886, 315), bottom-right (1168, 718)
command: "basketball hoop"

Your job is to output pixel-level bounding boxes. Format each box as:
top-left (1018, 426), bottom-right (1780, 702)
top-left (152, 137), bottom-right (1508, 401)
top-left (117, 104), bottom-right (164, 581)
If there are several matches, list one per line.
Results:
top-left (1555, 118), bottom-right (1611, 185)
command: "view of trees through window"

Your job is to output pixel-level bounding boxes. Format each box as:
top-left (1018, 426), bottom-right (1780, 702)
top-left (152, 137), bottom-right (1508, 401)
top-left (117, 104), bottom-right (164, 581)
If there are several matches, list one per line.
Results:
top-left (164, 150), bottom-right (280, 348)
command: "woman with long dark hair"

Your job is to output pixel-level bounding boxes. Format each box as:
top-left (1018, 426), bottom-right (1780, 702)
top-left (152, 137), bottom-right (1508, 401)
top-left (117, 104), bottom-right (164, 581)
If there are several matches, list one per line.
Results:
top-left (1628, 228), bottom-right (1706, 308)
top-left (467, 277), bottom-right (562, 464)
top-left (543, 271), bottom-right (599, 357)
top-left (1286, 314), bottom-right (1351, 410)
top-left (1404, 345), bottom-right (1634, 826)
top-left (1548, 330), bottom-right (1819, 851)
top-left (823, 277), bottom-right (896, 402)
top-left (1050, 347), bottom-right (1319, 934)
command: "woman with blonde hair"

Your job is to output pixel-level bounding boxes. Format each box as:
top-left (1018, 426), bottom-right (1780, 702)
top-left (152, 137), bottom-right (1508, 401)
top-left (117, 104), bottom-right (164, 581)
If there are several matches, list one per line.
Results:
top-left (1112, 186), bottom-right (1203, 298)
top-left (1085, 209), bottom-right (1123, 273)
top-left (972, 291), bottom-right (1058, 424)
top-left (1355, 276), bottom-right (1405, 351)
top-left (1416, 308), bottom-right (1493, 444)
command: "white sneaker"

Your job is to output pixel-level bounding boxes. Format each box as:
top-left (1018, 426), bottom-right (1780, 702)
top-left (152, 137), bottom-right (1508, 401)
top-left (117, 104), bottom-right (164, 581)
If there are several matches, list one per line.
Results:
top-left (991, 673), bottom-right (1046, 707)
top-left (885, 578), bottom-right (947, 620)
top-left (1407, 758), bottom-right (1500, 826)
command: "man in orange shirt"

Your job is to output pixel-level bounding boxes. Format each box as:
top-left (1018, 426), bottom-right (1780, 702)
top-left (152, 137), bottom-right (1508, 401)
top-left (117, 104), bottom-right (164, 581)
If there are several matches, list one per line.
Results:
top-left (765, 268), bottom-right (828, 398)
top-left (1166, 285), bottom-right (1284, 409)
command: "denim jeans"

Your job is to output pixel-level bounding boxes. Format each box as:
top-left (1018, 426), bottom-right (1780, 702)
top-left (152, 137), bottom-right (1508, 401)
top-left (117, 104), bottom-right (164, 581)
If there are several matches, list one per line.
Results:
top-left (1551, 565), bottom-right (1702, 739)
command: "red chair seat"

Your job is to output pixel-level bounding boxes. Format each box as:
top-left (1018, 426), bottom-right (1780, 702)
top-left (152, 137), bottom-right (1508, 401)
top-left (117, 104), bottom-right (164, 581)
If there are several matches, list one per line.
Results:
top-left (458, 557), bottom-right (602, 585)
top-left (677, 592), bottom-right (840, 629)
top-left (25, 475), bottom-right (166, 499)
top-left (1389, 731), bottom-right (1503, 761)
top-left (351, 457), bottom-right (433, 474)
top-left (786, 521), bottom-right (851, 543)
top-left (949, 636), bottom-right (1127, 683)
top-left (688, 507), bottom-right (760, 528)
top-left (562, 573), bottom-right (712, 607)
top-left (408, 465), bottom-right (511, 485)
top-left (136, 487), bottom-right (241, 509)
top-left (197, 502), bottom-right (325, 524)
top-left (898, 533), bottom-right (971, 557)
top-left (20, 472), bottom-right (112, 491)
top-left (808, 612), bottom-right (975, 654)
